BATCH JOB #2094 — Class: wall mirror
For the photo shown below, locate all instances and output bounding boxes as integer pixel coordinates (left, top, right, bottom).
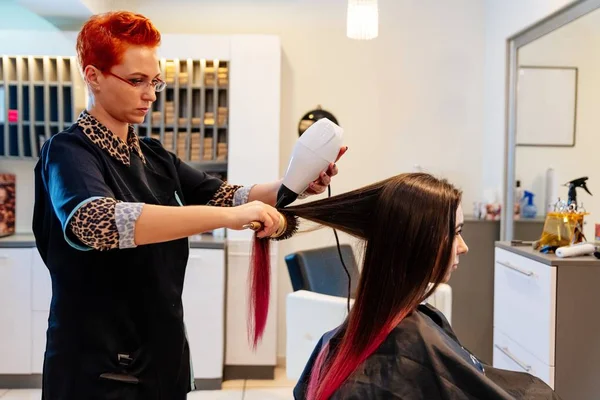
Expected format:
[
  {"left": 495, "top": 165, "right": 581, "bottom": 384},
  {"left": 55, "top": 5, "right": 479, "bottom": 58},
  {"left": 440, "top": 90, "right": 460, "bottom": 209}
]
[{"left": 503, "top": 0, "right": 600, "bottom": 242}]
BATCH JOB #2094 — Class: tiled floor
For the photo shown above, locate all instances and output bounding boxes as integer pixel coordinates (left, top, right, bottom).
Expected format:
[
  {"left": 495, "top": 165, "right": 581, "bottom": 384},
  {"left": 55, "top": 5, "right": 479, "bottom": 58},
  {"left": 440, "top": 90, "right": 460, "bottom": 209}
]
[
  {"left": 0, "top": 368, "right": 296, "bottom": 400},
  {"left": 0, "top": 388, "right": 295, "bottom": 400}
]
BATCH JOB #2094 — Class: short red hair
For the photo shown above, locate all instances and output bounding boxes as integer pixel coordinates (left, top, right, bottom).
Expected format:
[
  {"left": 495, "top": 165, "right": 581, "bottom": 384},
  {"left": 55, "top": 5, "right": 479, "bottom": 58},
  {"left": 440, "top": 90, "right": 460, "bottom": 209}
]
[{"left": 76, "top": 11, "right": 161, "bottom": 74}]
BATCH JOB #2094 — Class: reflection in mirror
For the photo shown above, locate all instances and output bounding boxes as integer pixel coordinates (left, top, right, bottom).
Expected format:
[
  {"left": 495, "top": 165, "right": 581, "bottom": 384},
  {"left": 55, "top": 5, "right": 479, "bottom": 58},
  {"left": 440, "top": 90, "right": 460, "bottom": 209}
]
[{"left": 515, "top": 9, "right": 599, "bottom": 242}]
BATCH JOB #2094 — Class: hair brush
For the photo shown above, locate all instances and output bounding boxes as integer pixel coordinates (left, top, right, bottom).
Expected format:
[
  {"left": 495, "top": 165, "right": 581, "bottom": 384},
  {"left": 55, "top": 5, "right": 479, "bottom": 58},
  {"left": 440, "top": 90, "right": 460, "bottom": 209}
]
[{"left": 243, "top": 211, "right": 298, "bottom": 241}]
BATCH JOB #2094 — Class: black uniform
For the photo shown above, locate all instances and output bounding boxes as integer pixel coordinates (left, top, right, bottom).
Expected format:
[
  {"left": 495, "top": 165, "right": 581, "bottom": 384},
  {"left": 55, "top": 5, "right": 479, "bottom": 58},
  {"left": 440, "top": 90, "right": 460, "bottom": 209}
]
[
  {"left": 33, "top": 123, "right": 226, "bottom": 400},
  {"left": 294, "top": 304, "right": 560, "bottom": 400}
]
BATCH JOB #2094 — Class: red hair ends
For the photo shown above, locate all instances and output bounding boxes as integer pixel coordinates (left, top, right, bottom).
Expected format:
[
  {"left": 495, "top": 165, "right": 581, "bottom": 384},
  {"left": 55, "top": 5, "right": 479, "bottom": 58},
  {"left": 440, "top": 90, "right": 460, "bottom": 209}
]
[
  {"left": 76, "top": 11, "right": 161, "bottom": 74},
  {"left": 307, "top": 310, "right": 411, "bottom": 400},
  {"left": 248, "top": 234, "right": 271, "bottom": 348}
]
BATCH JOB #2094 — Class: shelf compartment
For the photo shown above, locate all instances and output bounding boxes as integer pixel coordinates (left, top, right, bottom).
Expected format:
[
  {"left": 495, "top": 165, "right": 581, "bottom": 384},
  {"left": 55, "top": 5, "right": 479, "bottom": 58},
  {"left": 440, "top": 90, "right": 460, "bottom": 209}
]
[
  {"left": 6, "top": 57, "right": 17, "bottom": 82},
  {"left": 34, "top": 86, "right": 44, "bottom": 121},
  {"left": 21, "top": 86, "right": 30, "bottom": 121},
  {"left": 48, "top": 58, "right": 58, "bottom": 82},
  {"left": 193, "top": 60, "right": 202, "bottom": 86},
  {"left": 49, "top": 86, "right": 58, "bottom": 122},
  {"left": 32, "top": 58, "right": 44, "bottom": 82},
  {"left": 62, "top": 86, "right": 72, "bottom": 123},
  {"left": 21, "top": 57, "right": 30, "bottom": 82},
  {"left": 8, "top": 124, "right": 18, "bottom": 156},
  {"left": 8, "top": 85, "right": 17, "bottom": 111},
  {"left": 22, "top": 125, "right": 33, "bottom": 158},
  {"left": 60, "top": 57, "right": 72, "bottom": 82}
]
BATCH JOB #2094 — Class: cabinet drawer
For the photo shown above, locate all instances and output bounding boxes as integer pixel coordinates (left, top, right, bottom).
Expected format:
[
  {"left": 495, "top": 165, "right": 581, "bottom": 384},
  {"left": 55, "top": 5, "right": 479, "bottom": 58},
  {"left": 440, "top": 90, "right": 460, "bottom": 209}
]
[
  {"left": 494, "top": 248, "right": 556, "bottom": 366},
  {"left": 493, "top": 328, "right": 554, "bottom": 389}
]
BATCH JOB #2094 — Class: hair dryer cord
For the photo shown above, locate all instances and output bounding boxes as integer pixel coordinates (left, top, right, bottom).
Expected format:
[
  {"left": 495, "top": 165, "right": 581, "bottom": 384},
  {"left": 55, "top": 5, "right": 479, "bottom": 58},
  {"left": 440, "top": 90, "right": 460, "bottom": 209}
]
[{"left": 328, "top": 185, "right": 352, "bottom": 314}]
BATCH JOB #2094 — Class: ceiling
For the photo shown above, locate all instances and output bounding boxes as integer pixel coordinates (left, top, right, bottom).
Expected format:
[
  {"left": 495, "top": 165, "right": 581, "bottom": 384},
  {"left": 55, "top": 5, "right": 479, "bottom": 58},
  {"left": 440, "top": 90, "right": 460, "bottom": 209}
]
[{"left": 16, "top": 0, "right": 141, "bottom": 29}]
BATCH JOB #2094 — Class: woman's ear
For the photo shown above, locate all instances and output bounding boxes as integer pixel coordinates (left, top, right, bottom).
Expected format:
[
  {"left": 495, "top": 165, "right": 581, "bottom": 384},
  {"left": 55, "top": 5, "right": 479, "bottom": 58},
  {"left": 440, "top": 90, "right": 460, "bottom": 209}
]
[{"left": 84, "top": 65, "right": 101, "bottom": 93}]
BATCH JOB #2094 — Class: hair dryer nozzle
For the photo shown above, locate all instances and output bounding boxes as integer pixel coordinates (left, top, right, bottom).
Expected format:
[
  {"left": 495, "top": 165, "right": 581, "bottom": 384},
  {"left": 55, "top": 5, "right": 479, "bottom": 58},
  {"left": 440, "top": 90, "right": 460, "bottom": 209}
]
[{"left": 276, "top": 185, "right": 298, "bottom": 208}]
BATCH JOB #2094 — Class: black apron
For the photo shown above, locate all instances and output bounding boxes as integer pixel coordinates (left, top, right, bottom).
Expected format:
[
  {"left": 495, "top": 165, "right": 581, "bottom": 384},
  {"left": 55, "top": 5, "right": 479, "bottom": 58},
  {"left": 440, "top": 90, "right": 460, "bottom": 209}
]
[
  {"left": 294, "top": 304, "right": 561, "bottom": 400},
  {"left": 33, "top": 126, "right": 222, "bottom": 399}
]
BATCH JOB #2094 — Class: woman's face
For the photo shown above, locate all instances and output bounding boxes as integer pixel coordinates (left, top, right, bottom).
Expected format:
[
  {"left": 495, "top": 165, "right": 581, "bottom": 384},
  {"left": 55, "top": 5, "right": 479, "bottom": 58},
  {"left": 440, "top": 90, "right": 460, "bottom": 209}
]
[
  {"left": 88, "top": 45, "right": 161, "bottom": 125},
  {"left": 442, "top": 204, "right": 468, "bottom": 283}
]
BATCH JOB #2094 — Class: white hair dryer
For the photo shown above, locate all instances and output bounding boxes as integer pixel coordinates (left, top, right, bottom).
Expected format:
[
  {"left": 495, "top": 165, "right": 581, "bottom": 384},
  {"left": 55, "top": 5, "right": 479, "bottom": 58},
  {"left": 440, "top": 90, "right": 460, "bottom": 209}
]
[{"left": 276, "top": 118, "right": 344, "bottom": 208}]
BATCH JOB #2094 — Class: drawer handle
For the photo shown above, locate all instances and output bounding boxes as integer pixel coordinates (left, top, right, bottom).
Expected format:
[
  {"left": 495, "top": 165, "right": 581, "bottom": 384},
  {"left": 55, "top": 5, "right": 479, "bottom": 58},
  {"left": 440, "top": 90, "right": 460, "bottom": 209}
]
[
  {"left": 498, "top": 261, "right": 534, "bottom": 277},
  {"left": 495, "top": 344, "right": 532, "bottom": 372}
]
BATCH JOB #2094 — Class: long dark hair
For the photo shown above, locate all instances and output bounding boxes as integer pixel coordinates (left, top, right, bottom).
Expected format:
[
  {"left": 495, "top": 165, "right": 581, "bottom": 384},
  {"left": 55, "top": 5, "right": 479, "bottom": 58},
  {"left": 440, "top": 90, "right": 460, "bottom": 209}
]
[{"left": 248, "top": 173, "right": 462, "bottom": 399}]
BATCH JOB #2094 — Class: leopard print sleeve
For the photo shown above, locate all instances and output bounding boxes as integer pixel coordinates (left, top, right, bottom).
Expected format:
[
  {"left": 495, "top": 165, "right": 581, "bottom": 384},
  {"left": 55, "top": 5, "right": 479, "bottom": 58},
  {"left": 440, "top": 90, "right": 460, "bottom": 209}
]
[
  {"left": 68, "top": 198, "right": 143, "bottom": 251},
  {"left": 233, "top": 185, "right": 255, "bottom": 206},
  {"left": 115, "top": 202, "right": 144, "bottom": 248},
  {"left": 207, "top": 182, "right": 245, "bottom": 207}
]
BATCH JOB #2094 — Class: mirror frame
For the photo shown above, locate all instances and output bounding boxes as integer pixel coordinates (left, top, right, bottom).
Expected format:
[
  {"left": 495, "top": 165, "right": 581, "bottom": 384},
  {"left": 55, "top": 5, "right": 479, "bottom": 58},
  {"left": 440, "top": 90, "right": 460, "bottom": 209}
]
[{"left": 502, "top": 0, "right": 600, "bottom": 241}]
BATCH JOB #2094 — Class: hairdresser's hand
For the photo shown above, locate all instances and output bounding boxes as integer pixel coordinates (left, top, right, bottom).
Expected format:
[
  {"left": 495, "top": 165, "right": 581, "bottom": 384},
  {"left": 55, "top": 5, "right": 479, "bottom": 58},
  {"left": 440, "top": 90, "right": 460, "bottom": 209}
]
[
  {"left": 226, "top": 201, "right": 281, "bottom": 238},
  {"left": 303, "top": 146, "right": 348, "bottom": 196}
]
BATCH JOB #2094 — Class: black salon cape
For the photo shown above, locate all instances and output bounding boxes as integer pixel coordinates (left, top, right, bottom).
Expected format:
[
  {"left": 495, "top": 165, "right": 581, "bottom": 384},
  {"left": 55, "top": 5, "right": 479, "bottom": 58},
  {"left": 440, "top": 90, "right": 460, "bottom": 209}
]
[
  {"left": 33, "top": 125, "right": 225, "bottom": 400},
  {"left": 294, "top": 304, "right": 560, "bottom": 400}
]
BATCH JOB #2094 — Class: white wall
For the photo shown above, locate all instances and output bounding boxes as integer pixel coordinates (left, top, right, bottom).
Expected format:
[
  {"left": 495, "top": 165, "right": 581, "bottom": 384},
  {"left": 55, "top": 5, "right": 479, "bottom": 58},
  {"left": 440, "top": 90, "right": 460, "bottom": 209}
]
[
  {"left": 516, "top": 12, "right": 600, "bottom": 240},
  {"left": 482, "top": 0, "right": 576, "bottom": 200},
  {"left": 0, "top": 0, "right": 61, "bottom": 31}
]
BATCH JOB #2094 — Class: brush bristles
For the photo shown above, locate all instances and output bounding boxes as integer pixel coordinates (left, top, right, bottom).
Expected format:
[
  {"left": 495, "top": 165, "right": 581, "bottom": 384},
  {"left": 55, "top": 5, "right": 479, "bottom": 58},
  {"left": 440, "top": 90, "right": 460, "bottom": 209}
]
[{"left": 271, "top": 211, "right": 299, "bottom": 241}]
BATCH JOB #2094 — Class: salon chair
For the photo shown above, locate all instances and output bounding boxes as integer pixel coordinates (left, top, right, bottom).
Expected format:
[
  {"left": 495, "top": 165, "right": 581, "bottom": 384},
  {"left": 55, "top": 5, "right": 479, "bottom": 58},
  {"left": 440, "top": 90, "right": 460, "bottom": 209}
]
[
  {"left": 285, "top": 244, "right": 360, "bottom": 298},
  {"left": 284, "top": 245, "right": 453, "bottom": 380}
]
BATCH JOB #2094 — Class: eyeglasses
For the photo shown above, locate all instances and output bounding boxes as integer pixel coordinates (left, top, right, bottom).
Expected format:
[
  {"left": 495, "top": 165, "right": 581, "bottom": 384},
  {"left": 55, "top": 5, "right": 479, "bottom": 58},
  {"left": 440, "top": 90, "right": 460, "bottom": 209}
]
[{"left": 105, "top": 70, "right": 167, "bottom": 92}]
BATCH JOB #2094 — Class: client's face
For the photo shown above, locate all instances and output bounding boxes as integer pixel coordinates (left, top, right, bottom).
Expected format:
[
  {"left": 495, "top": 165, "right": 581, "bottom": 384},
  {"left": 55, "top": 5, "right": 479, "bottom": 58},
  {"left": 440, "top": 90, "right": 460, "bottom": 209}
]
[{"left": 442, "top": 205, "right": 468, "bottom": 283}]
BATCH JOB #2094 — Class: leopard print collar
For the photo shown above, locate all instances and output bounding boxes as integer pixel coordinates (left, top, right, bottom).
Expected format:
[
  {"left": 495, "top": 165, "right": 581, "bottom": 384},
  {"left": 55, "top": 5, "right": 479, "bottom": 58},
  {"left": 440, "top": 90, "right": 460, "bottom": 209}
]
[{"left": 76, "top": 110, "right": 145, "bottom": 166}]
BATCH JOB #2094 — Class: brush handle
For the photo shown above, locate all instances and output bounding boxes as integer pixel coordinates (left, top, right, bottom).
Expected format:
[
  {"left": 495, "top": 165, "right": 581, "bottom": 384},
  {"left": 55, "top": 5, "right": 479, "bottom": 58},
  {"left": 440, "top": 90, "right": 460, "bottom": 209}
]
[
  {"left": 243, "top": 213, "right": 287, "bottom": 238},
  {"left": 242, "top": 221, "right": 262, "bottom": 231}
]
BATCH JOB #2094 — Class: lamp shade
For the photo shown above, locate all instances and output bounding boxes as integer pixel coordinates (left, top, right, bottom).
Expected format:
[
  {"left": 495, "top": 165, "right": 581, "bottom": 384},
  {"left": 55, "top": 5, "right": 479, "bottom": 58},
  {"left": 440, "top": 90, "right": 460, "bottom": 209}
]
[{"left": 346, "top": 0, "right": 379, "bottom": 40}]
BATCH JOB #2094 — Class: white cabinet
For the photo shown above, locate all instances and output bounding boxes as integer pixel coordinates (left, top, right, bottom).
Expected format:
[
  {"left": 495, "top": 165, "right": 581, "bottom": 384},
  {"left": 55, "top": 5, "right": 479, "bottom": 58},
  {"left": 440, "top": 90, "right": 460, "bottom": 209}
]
[
  {"left": 494, "top": 244, "right": 600, "bottom": 400},
  {"left": 494, "top": 247, "right": 556, "bottom": 366},
  {"left": 0, "top": 245, "right": 227, "bottom": 385},
  {"left": 0, "top": 248, "right": 33, "bottom": 374},
  {"left": 494, "top": 247, "right": 556, "bottom": 386},
  {"left": 182, "top": 248, "right": 225, "bottom": 381}
]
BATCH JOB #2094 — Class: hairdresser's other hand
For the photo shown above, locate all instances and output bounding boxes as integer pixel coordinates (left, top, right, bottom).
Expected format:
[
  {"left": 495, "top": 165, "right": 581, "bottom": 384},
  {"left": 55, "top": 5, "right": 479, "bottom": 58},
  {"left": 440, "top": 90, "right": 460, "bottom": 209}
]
[
  {"left": 304, "top": 146, "right": 348, "bottom": 196},
  {"left": 226, "top": 201, "right": 281, "bottom": 238}
]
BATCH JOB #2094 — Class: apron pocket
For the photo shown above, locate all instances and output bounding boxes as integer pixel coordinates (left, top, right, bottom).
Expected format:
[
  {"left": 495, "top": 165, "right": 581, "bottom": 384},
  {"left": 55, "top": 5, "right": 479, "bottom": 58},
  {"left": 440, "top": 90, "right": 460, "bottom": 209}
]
[
  {"left": 99, "top": 372, "right": 140, "bottom": 384},
  {"left": 97, "top": 374, "right": 141, "bottom": 400}
]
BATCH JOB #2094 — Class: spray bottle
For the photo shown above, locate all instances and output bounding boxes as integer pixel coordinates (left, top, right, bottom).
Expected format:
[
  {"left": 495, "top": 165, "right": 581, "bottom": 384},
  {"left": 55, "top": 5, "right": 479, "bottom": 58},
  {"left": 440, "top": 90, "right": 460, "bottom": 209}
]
[
  {"left": 521, "top": 191, "right": 537, "bottom": 219},
  {"left": 565, "top": 177, "right": 592, "bottom": 210}
]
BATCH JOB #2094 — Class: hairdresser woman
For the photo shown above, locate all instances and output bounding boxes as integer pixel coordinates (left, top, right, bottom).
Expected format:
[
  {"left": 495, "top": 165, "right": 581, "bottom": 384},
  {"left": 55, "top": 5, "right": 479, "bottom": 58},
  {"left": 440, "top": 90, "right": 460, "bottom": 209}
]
[{"left": 32, "top": 11, "right": 345, "bottom": 400}]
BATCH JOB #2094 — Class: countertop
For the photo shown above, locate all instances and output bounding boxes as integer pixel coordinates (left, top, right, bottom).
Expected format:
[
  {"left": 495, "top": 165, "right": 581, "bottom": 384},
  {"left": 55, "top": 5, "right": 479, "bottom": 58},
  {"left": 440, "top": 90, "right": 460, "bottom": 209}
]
[
  {"left": 189, "top": 234, "right": 226, "bottom": 249},
  {"left": 465, "top": 216, "right": 546, "bottom": 223},
  {"left": 0, "top": 233, "right": 37, "bottom": 248},
  {"left": 496, "top": 241, "right": 599, "bottom": 267},
  {"left": 0, "top": 233, "right": 226, "bottom": 249}
]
